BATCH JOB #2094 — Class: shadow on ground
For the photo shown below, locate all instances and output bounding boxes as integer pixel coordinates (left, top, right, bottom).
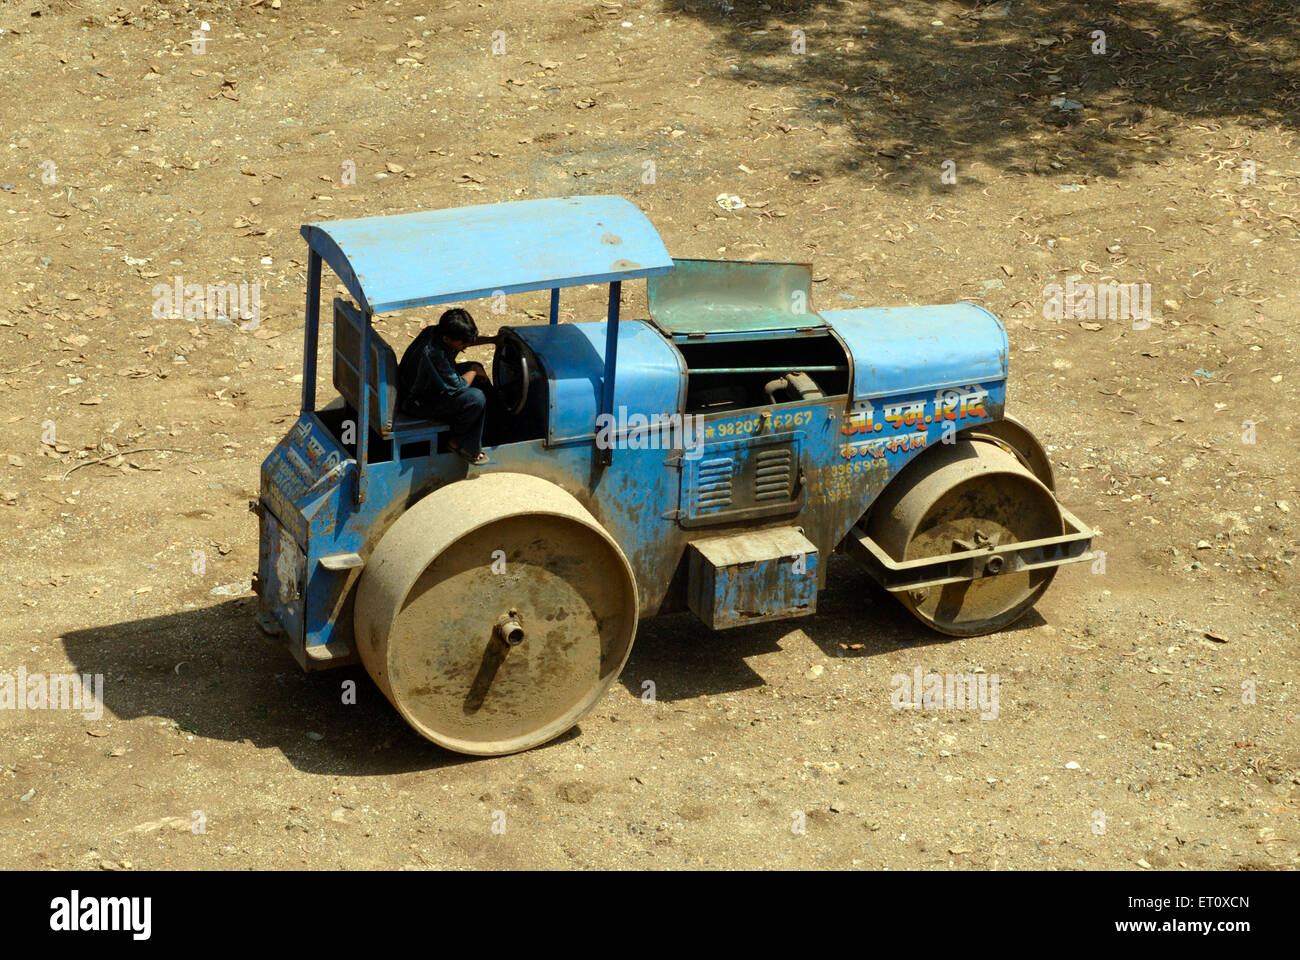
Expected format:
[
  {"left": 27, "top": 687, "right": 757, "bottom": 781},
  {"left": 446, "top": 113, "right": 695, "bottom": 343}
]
[
  {"left": 670, "top": 0, "right": 1300, "bottom": 190},
  {"left": 620, "top": 551, "right": 1044, "bottom": 704},
  {"left": 60, "top": 557, "right": 1043, "bottom": 770},
  {"left": 58, "top": 599, "right": 490, "bottom": 776}
]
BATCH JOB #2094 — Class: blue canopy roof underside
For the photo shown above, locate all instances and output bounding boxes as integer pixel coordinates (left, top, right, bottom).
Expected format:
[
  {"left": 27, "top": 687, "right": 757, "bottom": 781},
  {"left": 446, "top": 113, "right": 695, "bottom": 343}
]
[{"left": 301, "top": 195, "right": 674, "bottom": 315}]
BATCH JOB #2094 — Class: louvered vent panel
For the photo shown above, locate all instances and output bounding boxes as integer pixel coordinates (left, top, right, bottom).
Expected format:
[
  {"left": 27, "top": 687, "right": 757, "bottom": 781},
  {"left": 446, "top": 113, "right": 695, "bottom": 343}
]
[
  {"left": 753, "top": 448, "right": 793, "bottom": 502},
  {"left": 694, "top": 456, "right": 734, "bottom": 512}
]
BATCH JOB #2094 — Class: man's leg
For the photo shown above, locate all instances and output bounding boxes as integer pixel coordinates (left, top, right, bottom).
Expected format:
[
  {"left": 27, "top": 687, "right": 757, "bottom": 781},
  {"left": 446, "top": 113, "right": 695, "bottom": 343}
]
[
  {"left": 455, "top": 362, "right": 503, "bottom": 446},
  {"left": 433, "top": 387, "right": 486, "bottom": 458}
]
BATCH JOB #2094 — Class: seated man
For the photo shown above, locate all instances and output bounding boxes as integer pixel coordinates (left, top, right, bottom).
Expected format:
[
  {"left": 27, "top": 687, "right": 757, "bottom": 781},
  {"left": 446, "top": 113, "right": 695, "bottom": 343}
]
[{"left": 397, "top": 308, "right": 500, "bottom": 464}]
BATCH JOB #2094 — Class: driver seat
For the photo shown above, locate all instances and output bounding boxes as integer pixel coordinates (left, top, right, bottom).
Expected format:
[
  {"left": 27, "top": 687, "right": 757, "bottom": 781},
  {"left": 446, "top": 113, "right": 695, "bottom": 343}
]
[{"left": 332, "top": 298, "right": 447, "bottom": 441}]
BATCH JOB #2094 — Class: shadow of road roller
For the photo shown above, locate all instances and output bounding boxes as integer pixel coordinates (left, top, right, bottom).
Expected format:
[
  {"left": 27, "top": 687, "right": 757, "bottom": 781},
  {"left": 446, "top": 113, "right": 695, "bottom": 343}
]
[{"left": 354, "top": 473, "right": 638, "bottom": 756}]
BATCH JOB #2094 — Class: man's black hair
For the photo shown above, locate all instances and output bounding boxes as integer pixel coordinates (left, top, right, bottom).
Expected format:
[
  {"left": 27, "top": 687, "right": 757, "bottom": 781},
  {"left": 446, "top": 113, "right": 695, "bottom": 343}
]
[{"left": 437, "top": 308, "right": 477, "bottom": 343}]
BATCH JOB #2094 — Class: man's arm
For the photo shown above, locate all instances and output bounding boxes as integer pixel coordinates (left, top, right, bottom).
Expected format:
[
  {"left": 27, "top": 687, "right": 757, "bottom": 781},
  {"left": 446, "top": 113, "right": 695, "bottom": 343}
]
[
  {"left": 411, "top": 337, "right": 467, "bottom": 399},
  {"left": 460, "top": 333, "right": 498, "bottom": 384}
]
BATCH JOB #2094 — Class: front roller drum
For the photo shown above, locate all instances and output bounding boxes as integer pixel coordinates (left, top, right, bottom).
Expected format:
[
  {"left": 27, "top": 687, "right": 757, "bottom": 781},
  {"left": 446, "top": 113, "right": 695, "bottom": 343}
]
[
  {"left": 354, "top": 473, "right": 638, "bottom": 756},
  {"left": 866, "top": 439, "right": 1066, "bottom": 636}
]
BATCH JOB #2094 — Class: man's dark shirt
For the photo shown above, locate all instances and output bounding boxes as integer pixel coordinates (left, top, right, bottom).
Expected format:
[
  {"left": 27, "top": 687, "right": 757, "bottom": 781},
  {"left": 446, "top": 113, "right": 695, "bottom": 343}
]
[{"left": 398, "top": 327, "right": 468, "bottom": 417}]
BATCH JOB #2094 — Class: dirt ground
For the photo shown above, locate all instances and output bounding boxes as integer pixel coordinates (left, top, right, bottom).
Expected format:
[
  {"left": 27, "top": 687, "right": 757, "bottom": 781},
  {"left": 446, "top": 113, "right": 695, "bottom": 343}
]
[{"left": 0, "top": 0, "right": 1296, "bottom": 870}]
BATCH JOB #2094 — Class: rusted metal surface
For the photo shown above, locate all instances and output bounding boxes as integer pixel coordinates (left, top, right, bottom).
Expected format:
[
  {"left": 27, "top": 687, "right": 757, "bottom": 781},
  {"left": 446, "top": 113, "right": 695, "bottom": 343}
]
[
  {"left": 255, "top": 506, "right": 304, "bottom": 646},
  {"left": 353, "top": 472, "right": 638, "bottom": 756},
  {"left": 863, "top": 439, "right": 1066, "bottom": 636},
  {"left": 687, "top": 527, "right": 818, "bottom": 630},
  {"left": 958, "top": 412, "right": 1056, "bottom": 491},
  {"left": 847, "top": 504, "right": 1092, "bottom": 591}
]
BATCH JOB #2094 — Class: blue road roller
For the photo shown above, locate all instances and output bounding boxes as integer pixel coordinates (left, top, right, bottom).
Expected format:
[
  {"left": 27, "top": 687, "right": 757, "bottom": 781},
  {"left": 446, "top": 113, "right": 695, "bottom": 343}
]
[{"left": 254, "top": 195, "right": 1093, "bottom": 755}]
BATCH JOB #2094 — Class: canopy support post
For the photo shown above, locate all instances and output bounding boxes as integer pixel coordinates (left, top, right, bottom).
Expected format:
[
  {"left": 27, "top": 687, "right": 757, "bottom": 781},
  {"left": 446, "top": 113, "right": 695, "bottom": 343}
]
[
  {"left": 598, "top": 281, "right": 621, "bottom": 467},
  {"left": 300, "top": 249, "right": 321, "bottom": 414},
  {"left": 355, "top": 310, "right": 371, "bottom": 505},
  {"left": 549, "top": 287, "right": 560, "bottom": 324}
]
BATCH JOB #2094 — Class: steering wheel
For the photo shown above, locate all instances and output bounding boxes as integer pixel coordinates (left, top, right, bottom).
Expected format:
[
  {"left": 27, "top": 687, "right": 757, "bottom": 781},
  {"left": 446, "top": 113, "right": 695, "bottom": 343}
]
[{"left": 493, "top": 333, "right": 531, "bottom": 416}]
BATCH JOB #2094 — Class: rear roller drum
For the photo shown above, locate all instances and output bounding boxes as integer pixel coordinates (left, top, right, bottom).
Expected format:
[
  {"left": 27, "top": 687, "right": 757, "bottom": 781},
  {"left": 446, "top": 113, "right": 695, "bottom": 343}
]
[
  {"left": 354, "top": 473, "right": 638, "bottom": 755},
  {"left": 867, "top": 439, "right": 1064, "bottom": 636}
]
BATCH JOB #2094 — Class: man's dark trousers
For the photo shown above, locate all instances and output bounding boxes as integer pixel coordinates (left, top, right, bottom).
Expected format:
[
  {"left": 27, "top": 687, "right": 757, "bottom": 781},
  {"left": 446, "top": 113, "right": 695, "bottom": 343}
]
[{"left": 431, "top": 380, "right": 486, "bottom": 458}]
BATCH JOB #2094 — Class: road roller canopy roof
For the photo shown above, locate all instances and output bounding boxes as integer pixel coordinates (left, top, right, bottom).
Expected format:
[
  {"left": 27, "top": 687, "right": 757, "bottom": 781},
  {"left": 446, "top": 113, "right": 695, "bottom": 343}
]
[{"left": 301, "top": 195, "right": 674, "bottom": 315}]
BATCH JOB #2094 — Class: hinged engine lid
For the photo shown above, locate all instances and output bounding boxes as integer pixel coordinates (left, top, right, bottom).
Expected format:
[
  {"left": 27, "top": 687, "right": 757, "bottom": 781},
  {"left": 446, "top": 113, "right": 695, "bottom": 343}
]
[{"left": 648, "top": 258, "right": 825, "bottom": 340}]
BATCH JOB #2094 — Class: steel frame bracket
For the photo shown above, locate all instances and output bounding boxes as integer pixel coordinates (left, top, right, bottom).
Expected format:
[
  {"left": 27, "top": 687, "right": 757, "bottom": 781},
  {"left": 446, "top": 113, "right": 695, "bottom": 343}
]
[{"left": 846, "top": 505, "right": 1095, "bottom": 593}]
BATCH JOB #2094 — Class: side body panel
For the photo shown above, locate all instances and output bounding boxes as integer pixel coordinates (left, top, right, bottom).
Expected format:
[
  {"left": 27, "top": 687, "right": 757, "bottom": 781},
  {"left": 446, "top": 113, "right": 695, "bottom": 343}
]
[{"left": 257, "top": 305, "right": 1011, "bottom": 668}]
